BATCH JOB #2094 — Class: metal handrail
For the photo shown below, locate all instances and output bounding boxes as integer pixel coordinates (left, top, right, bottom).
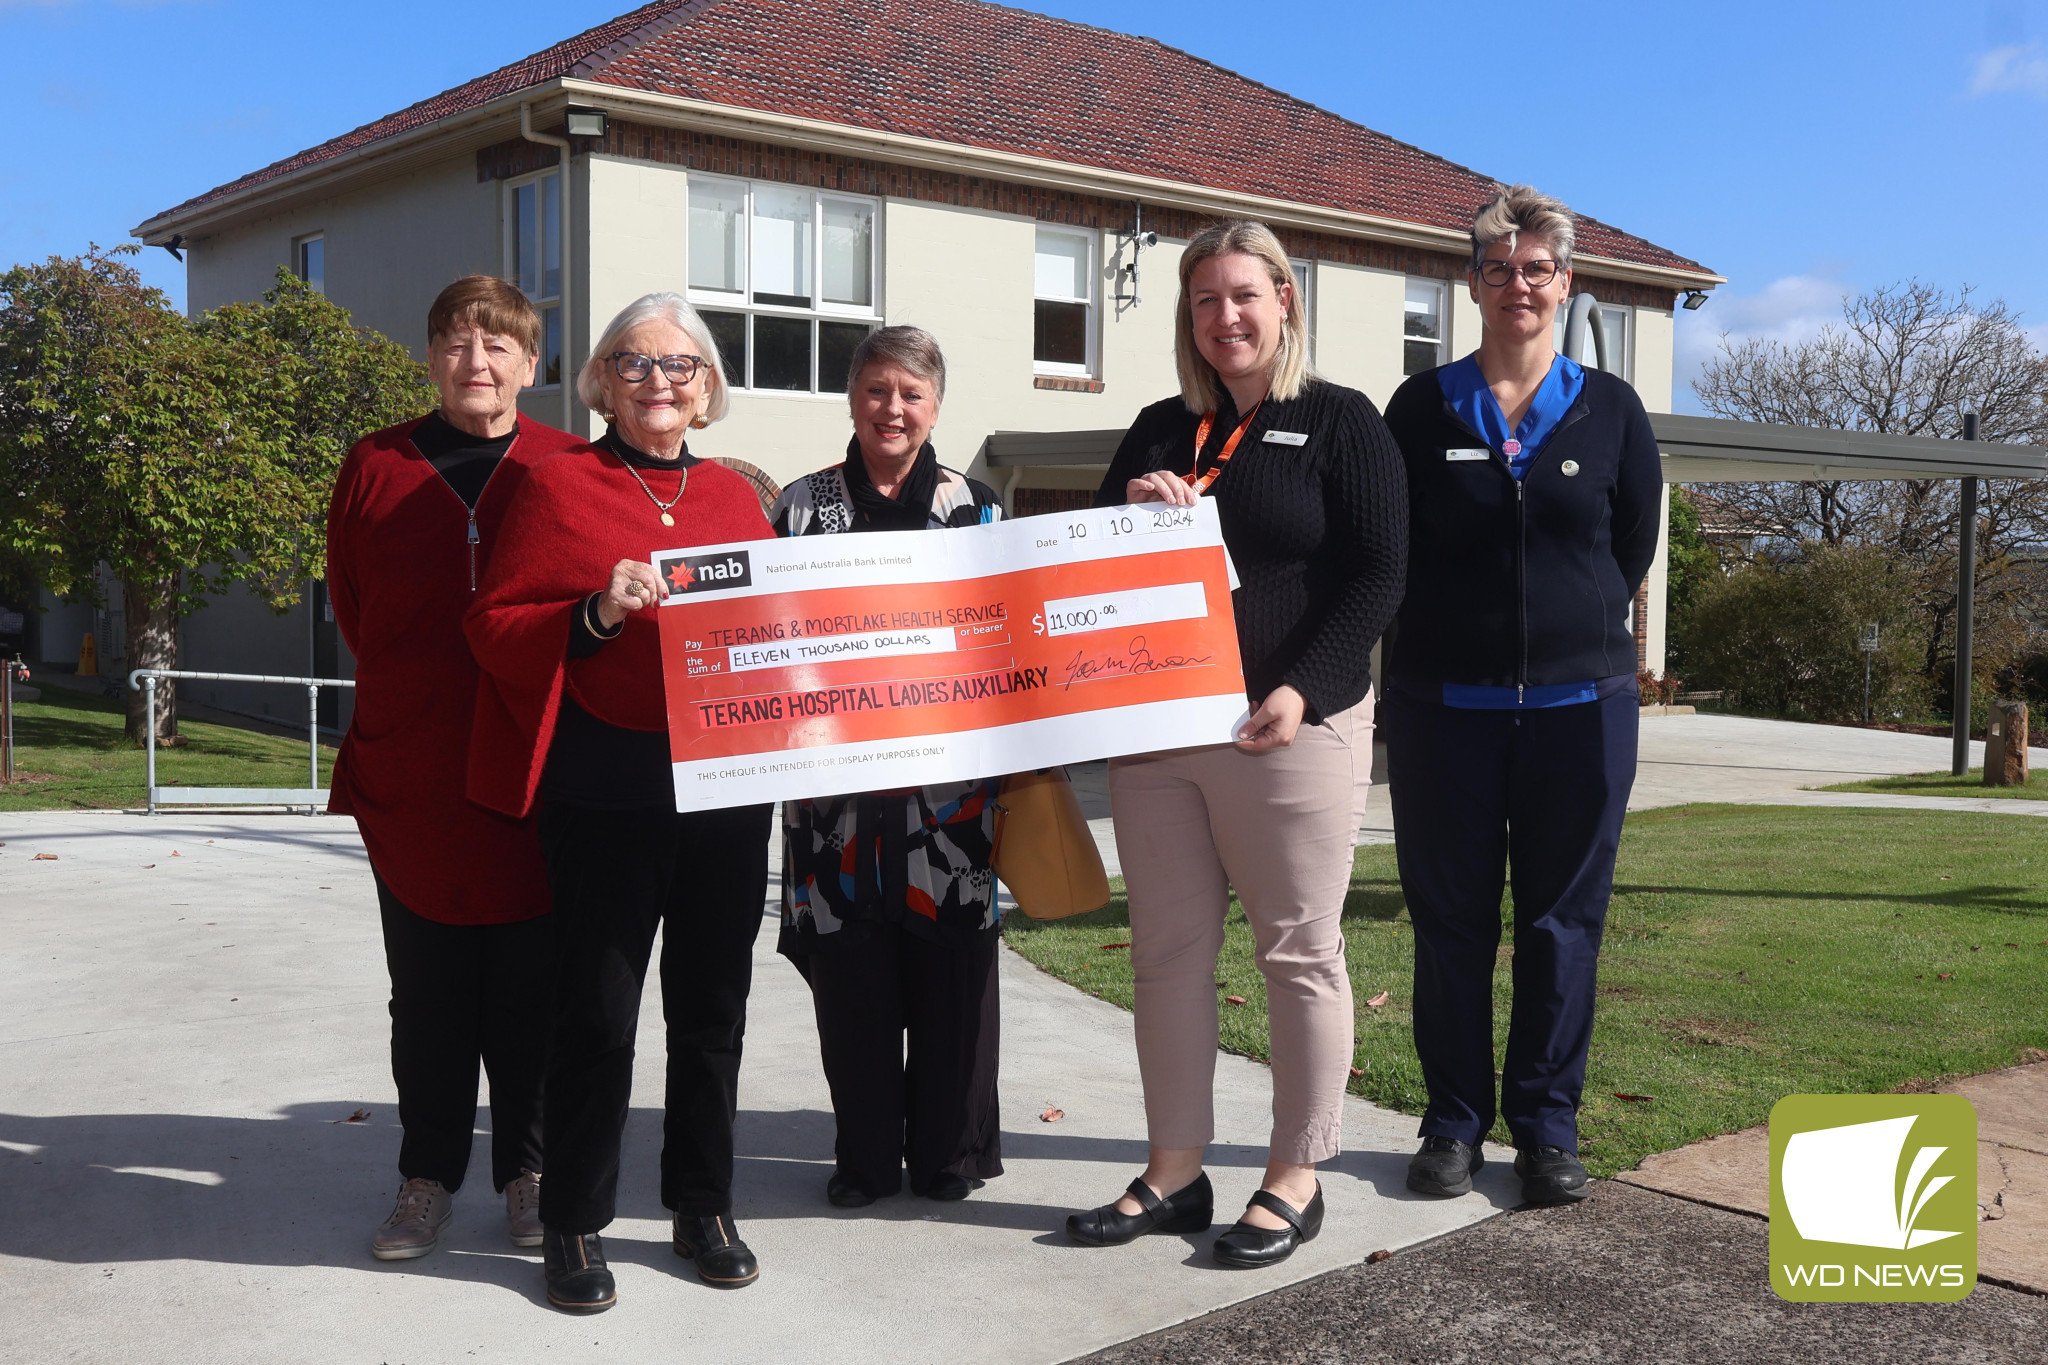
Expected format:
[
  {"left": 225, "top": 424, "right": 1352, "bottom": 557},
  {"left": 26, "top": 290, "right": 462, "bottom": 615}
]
[{"left": 127, "top": 668, "right": 356, "bottom": 815}]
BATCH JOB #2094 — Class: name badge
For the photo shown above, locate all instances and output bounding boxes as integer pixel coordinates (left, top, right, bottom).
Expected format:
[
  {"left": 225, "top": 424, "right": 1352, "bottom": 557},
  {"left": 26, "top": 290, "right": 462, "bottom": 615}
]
[
  {"left": 1262, "top": 430, "right": 1308, "bottom": 446},
  {"left": 1446, "top": 448, "right": 1490, "bottom": 461}
]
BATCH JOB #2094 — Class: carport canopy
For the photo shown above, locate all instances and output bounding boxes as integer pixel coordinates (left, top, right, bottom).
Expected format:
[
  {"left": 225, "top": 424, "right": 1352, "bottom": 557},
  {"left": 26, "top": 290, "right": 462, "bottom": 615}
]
[{"left": 979, "top": 413, "right": 2048, "bottom": 483}]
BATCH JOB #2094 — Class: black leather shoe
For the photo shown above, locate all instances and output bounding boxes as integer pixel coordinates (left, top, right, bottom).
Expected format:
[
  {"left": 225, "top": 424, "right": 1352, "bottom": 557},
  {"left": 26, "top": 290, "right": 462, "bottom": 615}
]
[
  {"left": 1407, "top": 1135, "right": 1485, "bottom": 1197},
  {"left": 1515, "top": 1145, "right": 1591, "bottom": 1205},
  {"left": 672, "top": 1213, "right": 760, "bottom": 1288},
  {"left": 826, "top": 1170, "right": 878, "bottom": 1208},
  {"left": 1066, "top": 1173, "right": 1213, "bottom": 1246},
  {"left": 918, "top": 1172, "right": 984, "bottom": 1201},
  {"left": 1212, "top": 1183, "right": 1324, "bottom": 1269},
  {"left": 542, "top": 1230, "right": 616, "bottom": 1313}
]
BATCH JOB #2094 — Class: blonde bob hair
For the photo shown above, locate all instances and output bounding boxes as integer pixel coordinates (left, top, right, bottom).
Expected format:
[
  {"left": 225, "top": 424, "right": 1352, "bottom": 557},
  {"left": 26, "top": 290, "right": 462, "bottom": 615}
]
[
  {"left": 1174, "top": 220, "right": 1314, "bottom": 413},
  {"left": 576, "top": 292, "right": 730, "bottom": 425}
]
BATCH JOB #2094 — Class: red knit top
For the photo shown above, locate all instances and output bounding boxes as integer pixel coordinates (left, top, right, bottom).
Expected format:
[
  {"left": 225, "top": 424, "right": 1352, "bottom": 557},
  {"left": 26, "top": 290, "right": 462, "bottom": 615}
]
[
  {"left": 325, "top": 415, "right": 585, "bottom": 925},
  {"left": 463, "top": 443, "right": 774, "bottom": 818}
]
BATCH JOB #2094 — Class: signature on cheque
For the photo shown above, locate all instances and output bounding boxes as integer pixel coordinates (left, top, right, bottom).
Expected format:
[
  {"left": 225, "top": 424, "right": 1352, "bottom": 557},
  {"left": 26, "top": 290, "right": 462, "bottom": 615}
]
[{"left": 1061, "top": 636, "right": 1216, "bottom": 690}]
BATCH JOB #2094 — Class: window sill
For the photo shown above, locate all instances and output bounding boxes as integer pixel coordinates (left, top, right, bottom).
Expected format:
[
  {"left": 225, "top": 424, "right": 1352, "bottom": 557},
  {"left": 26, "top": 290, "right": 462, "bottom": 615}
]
[{"left": 1033, "top": 375, "right": 1105, "bottom": 394}]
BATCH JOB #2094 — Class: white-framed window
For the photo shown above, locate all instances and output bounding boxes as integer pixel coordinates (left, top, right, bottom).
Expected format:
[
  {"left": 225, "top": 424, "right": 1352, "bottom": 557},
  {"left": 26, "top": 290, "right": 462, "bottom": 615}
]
[
  {"left": 1290, "top": 259, "right": 1315, "bottom": 355},
  {"left": 1556, "top": 301, "right": 1632, "bottom": 379},
  {"left": 1033, "top": 226, "right": 1097, "bottom": 376},
  {"left": 294, "top": 233, "right": 325, "bottom": 295},
  {"left": 685, "top": 175, "right": 879, "bottom": 395},
  {"left": 1403, "top": 277, "right": 1448, "bottom": 374},
  {"left": 503, "top": 170, "right": 564, "bottom": 387}
]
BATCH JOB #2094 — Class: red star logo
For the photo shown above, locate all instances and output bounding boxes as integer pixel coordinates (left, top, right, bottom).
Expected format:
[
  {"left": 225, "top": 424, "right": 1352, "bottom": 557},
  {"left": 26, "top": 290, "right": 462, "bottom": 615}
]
[{"left": 666, "top": 560, "right": 696, "bottom": 593}]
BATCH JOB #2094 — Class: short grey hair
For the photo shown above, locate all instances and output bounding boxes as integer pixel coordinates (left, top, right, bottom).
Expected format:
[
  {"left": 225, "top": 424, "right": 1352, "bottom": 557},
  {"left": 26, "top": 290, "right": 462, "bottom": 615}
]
[
  {"left": 576, "top": 292, "right": 730, "bottom": 424},
  {"left": 846, "top": 325, "right": 946, "bottom": 400},
  {"left": 1470, "top": 185, "right": 1577, "bottom": 272}
]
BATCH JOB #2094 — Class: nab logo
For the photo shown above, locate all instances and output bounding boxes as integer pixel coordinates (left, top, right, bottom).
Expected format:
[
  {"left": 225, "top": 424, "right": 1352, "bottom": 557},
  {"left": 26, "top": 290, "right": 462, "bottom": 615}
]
[
  {"left": 661, "top": 550, "right": 753, "bottom": 596},
  {"left": 1769, "top": 1094, "right": 1977, "bottom": 1302}
]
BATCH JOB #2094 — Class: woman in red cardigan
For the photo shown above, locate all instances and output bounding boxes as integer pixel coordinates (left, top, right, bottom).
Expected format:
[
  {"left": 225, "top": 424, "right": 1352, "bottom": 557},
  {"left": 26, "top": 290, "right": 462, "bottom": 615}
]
[
  {"left": 465, "top": 293, "right": 774, "bottom": 1314},
  {"left": 327, "top": 276, "right": 584, "bottom": 1263}
]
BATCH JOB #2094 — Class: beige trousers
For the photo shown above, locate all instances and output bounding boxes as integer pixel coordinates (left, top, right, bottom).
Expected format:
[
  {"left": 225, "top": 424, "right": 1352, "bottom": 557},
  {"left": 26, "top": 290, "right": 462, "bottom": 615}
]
[{"left": 1108, "top": 697, "right": 1372, "bottom": 1165}]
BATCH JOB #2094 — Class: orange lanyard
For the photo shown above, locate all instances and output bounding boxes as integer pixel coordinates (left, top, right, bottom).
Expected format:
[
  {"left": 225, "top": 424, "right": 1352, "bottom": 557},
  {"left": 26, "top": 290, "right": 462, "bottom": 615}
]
[{"left": 1188, "top": 400, "right": 1263, "bottom": 495}]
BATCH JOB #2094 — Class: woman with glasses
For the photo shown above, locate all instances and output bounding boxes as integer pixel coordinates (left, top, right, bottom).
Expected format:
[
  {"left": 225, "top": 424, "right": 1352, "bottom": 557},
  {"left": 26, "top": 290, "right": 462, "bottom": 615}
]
[
  {"left": 770, "top": 326, "right": 1007, "bottom": 1211},
  {"left": 1381, "top": 187, "right": 1661, "bottom": 1208},
  {"left": 465, "top": 293, "right": 775, "bottom": 1313}
]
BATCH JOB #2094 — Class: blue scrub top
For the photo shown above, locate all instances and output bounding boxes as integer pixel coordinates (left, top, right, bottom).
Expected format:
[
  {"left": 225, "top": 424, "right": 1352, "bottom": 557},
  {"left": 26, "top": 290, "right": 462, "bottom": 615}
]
[
  {"left": 1437, "top": 352, "right": 1585, "bottom": 480},
  {"left": 1435, "top": 352, "right": 1597, "bottom": 708}
]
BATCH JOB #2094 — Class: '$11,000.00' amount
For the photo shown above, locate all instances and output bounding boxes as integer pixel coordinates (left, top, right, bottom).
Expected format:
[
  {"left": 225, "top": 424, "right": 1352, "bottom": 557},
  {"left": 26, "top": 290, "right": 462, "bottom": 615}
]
[{"left": 1031, "top": 582, "right": 1210, "bottom": 637}]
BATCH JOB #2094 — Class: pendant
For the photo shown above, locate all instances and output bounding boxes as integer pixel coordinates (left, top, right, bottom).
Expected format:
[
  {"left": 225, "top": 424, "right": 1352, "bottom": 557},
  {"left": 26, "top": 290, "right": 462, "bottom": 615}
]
[
  {"left": 1502, "top": 438, "right": 1523, "bottom": 457},
  {"left": 661, "top": 512, "right": 675, "bottom": 527}
]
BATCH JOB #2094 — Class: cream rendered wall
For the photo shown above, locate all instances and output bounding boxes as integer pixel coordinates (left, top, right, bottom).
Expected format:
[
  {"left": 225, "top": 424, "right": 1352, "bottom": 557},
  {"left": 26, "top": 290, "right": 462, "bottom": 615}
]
[
  {"left": 1632, "top": 306, "right": 1676, "bottom": 675},
  {"left": 186, "top": 154, "right": 497, "bottom": 354},
  {"left": 1449, "top": 278, "right": 1482, "bottom": 364},
  {"left": 1311, "top": 261, "right": 1406, "bottom": 408}
]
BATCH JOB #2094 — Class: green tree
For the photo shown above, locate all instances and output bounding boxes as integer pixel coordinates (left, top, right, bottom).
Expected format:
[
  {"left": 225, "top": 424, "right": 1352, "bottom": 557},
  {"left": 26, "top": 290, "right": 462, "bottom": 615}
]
[
  {"left": 0, "top": 247, "right": 429, "bottom": 741},
  {"left": 1683, "top": 544, "right": 1926, "bottom": 723}
]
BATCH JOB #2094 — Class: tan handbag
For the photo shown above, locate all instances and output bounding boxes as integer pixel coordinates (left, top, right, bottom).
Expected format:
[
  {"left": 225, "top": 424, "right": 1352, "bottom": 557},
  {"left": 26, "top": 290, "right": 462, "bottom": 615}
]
[{"left": 990, "top": 768, "right": 1112, "bottom": 920}]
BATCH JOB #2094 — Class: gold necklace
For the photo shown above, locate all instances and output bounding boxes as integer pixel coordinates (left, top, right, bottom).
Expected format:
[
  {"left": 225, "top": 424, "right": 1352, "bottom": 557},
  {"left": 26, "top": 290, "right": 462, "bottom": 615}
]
[{"left": 621, "top": 459, "right": 688, "bottom": 526}]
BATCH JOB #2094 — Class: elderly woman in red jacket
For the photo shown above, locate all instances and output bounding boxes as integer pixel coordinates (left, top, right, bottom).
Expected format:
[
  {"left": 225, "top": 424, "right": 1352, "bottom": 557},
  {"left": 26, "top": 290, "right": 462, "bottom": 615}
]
[
  {"left": 327, "top": 275, "right": 582, "bottom": 1263},
  {"left": 466, "top": 293, "right": 774, "bottom": 1315}
]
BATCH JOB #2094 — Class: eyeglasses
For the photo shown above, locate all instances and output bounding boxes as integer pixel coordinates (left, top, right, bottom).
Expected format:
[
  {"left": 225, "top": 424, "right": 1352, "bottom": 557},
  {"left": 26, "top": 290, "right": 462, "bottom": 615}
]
[
  {"left": 1476, "top": 259, "right": 1563, "bottom": 288},
  {"left": 610, "top": 352, "right": 709, "bottom": 384}
]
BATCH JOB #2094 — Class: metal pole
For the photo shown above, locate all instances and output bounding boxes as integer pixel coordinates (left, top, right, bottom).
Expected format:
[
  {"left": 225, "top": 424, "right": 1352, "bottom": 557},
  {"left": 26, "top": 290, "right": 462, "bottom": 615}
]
[
  {"left": 145, "top": 674, "right": 158, "bottom": 815},
  {"left": 308, "top": 683, "right": 320, "bottom": 817},
  {"left": 1952, "top": 411, "right": 1980, "bottom": 777},
  {"left": 2, "top": 659, "right": 14, "bottom": 783},
  {"left": 1864, "top": 651, "right": 1872, "bottom": 726}
]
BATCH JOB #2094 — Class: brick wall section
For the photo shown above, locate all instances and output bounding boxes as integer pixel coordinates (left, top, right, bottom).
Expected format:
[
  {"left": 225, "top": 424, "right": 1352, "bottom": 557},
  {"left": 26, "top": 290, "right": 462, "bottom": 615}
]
[
  {"left": 1634, "top": 580, "right": 1650, "bottom": 672},
  {"left": 476, "top": 122, "right": 1679, "bottom": 309}
]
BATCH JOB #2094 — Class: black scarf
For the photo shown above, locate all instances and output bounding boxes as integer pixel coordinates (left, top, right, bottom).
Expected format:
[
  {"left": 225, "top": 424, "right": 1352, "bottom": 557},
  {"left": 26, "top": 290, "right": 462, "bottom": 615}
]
[{"left": 841, "top": 438, "right": 940, "bottom": 533}]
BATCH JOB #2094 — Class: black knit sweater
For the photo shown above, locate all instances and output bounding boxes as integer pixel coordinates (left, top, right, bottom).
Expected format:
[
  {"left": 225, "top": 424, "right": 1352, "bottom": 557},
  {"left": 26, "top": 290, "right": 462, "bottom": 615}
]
[{"left": 1094, "top": 379, "right": 1408, "bottom": 723}]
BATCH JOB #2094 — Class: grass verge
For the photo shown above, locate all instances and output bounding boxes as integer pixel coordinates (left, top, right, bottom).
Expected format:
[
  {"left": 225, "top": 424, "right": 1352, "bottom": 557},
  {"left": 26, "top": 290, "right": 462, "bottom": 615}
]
[
  {"left": 0, "top": 686, "right": 337, "bottom": 811},
  {"left": 1819, "top": 768, "right": 2048, "bottom": 801},
  {"left": 1003, "top": 805, "right": 2048, "bottom": 1176}
]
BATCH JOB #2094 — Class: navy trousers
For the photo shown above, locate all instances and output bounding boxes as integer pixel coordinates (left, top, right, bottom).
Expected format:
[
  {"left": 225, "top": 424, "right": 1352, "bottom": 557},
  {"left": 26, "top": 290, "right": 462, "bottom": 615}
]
[{"left": 1383, "top": 686, "right": 1637, "bottom": 1152}]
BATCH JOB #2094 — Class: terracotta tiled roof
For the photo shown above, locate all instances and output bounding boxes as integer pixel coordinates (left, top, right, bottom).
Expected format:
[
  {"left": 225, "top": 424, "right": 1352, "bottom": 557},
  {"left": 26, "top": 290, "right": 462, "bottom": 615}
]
[{"left": 144, "top": 0, "right": 1711, "bottom": 276}]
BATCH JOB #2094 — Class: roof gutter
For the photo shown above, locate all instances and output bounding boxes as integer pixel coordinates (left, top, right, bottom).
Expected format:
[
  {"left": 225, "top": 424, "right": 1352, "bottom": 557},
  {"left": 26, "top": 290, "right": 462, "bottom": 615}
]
[{"left": 136, "top": 76, "right": 1725, "bottom": 292}]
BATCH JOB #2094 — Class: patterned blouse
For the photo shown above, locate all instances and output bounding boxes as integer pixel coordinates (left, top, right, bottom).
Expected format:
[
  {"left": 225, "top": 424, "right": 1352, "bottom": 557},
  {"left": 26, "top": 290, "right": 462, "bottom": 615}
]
[{"left": 772, "top": 449, "right": 1006, "bottom": 953}]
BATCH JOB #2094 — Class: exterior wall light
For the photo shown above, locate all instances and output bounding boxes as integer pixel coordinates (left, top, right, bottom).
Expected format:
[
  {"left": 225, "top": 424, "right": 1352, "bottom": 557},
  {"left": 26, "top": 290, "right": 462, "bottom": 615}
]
[
  {"left": 1682, "top": 290, "right": 1709, "bottom": 310},
  {"left": 565, "top": 109, "right": 608, "bottom": 139}
]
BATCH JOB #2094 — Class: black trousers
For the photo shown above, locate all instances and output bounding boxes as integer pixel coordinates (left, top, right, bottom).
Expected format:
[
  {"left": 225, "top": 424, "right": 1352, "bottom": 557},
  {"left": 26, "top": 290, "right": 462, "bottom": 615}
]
[
  {"left": 537, "top": 799, "right": 772, "bottom": 1233},
  {"left": 801, "top": 922, "right": 1003, "bottom": 1197},
  {"left": 374, "top": 879, "right": 553, "bottom": 1194},
  {"left": 1384, "top": 687, "right": 1638, "bottom": 1153}
]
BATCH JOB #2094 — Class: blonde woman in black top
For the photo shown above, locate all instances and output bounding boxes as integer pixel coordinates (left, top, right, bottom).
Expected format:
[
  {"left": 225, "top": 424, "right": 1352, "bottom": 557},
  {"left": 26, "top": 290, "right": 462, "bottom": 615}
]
[{"left": 1065, "top": 220, "right": 1407, "bottom": 1268}]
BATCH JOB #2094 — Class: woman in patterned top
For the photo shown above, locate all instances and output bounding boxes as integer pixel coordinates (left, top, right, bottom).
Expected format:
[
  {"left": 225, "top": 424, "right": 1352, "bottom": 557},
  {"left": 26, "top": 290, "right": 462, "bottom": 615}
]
[{"left": 771, "top": 326, "right": 1006, "bottom": 1208}]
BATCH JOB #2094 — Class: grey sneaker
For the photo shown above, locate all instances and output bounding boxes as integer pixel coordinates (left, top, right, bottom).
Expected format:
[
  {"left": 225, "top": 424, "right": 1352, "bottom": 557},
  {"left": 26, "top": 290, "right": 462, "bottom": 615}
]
[
  {"left": 371, "top": 1177, "right": 452, "bottom": 1260},
  {"left": 506, "top": 1170, "right": 544, "bottom": 1248}
]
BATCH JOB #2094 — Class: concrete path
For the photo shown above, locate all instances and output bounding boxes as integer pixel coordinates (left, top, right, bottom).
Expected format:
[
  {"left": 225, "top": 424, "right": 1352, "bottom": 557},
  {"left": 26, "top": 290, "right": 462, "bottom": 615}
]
[
  {"left": 1082, "top": 1181, "right": 2047, "bottom": 1365},
  {"left": 0, "top": 812, "right": 1517, "bottom": 1365},
  {"left": 1616, "top": 1062, "right": 2048, "bottom": 1295}
]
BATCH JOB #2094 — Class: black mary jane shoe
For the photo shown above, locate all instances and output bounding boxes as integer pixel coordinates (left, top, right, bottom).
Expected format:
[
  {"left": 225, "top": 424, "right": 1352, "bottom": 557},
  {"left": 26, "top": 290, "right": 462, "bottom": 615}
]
[
  {"left": 826, "top": 1171, "right": 878, "bottom": 1208},
  {"left": 917, "top": 1172, "right": 985, "bottom": 1202},
  {"left": 672, "top": 1212, "right": 760, "bottom": 1288},
  {"left": 1212, "top": 1183, "right": 1324, "bottom": 1270},
  {"left": 542, "top": 1229, "right": 617, "bottom": 1313},
  {"left": 1066, "top": 1173, "right": 1213, "bottom": 1247}
]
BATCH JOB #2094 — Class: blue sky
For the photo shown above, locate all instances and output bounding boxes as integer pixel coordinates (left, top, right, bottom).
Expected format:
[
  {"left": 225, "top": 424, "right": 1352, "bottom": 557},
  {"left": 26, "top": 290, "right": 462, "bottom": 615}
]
[{"left": 7, "top": 0, "right": 2047, "bottom": 410}]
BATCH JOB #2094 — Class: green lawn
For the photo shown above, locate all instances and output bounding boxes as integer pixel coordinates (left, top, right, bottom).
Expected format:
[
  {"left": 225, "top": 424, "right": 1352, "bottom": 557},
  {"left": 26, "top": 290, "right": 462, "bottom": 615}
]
[
  {"left": 1004, "top": 806, "right": 2048, "bottom": 1176},
  {"left": 1820, "top": 768, "right": 2048, "bottom": 801},
  {"left": 0, "top": 686, "right": 337, "bottom": 811}
]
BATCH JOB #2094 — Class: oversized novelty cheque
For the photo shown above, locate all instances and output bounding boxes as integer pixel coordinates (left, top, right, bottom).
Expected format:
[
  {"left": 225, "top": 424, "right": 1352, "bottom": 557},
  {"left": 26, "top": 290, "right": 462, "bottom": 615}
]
[{"left": 653, "top": 501, "right": 1248, "bottom": 811}]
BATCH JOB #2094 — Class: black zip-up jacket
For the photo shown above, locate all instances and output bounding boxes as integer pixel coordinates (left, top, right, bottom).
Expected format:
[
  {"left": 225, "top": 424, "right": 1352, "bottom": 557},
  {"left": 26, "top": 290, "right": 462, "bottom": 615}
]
[{"left": 1381, "top": 365, "right": 1661, "bottom": 691}]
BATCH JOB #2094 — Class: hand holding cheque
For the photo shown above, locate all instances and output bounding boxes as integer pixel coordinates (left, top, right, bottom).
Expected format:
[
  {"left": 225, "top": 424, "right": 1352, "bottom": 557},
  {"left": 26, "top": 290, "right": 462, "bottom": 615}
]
[{"left": 651, "top": 500, "right": 1248, "bottom": 811}]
